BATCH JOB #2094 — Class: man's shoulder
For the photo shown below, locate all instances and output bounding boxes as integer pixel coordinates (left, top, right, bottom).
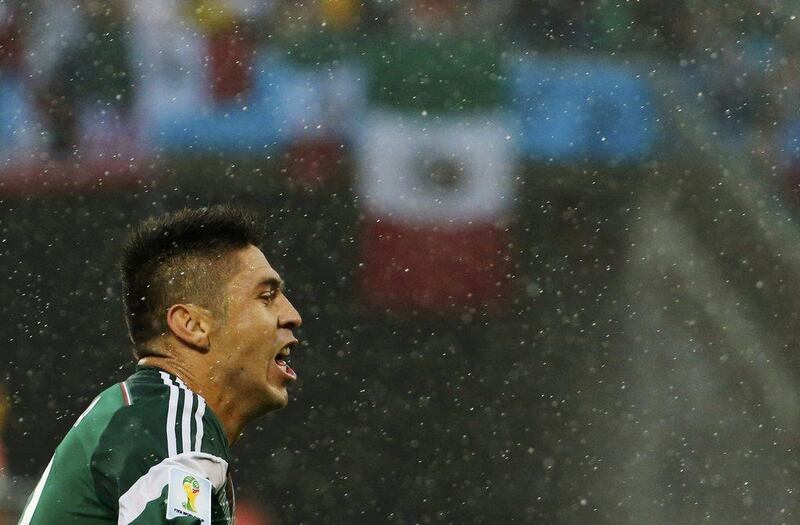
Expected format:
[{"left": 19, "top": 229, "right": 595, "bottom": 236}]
[
  {"left": 90, "top": 368, "right": 231, "bottom": 509},
  {"left": 99, "top": 367, "right": 230, "bottom": 461},
  {"left": 25, "top": 369, "right": 232, "bottom": 521}
]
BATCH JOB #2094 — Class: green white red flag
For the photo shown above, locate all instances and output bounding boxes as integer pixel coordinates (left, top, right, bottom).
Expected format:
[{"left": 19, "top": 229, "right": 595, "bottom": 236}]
[{"left": 356, "top": 110, "right": 515, "bottom": 312}]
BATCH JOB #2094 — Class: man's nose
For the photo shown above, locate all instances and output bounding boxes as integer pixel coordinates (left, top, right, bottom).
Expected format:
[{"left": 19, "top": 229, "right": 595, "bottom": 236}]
[{"left": 278, "top": 295, "right": 302, "bottom": 329}]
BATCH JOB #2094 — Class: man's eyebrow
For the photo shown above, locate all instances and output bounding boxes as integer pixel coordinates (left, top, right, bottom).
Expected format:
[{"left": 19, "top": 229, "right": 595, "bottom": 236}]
[{"left": 256, "top": 277, "right": 285, "bottom": 291}]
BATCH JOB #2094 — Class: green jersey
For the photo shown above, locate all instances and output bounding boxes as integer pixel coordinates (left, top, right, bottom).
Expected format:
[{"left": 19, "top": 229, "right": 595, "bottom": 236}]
[{"left": 18, "top": 366, "right": 235, "bottom": 524}]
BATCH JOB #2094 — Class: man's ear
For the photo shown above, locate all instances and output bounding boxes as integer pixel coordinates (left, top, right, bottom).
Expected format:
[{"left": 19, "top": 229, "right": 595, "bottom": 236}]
[{"left": 165, "top": 304, "right": 213, "bottom": 351}]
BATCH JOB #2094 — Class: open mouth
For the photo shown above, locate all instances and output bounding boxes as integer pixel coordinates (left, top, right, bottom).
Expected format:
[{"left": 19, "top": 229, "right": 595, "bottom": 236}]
[
  {"left": 274, "top": 343, "right": 297, "bottom": 380},
  {"left": 275, "top": 345, "right": 291, "bottom": 366}
]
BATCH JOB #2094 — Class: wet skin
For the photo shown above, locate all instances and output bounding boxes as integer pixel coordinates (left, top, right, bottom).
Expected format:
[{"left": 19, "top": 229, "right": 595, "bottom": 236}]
[{"left": 208, "top": 245, "right": 302, "bottom": 414}]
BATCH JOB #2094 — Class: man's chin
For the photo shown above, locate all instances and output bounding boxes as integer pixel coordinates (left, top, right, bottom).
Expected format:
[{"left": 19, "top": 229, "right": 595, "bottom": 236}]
[{"left": 259, "top": 385, "right": 289, "bottom": 413}]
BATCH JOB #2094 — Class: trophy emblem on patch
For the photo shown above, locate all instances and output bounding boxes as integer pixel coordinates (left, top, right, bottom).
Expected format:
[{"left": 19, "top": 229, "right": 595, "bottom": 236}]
[{"left": 182, "top": 475, "right": 201, "bottom": 512}]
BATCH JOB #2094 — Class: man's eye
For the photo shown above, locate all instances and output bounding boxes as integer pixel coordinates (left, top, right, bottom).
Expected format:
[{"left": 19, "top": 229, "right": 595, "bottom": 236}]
[{"left": 260, "top": 292, "right": 276, "bottom": 302}]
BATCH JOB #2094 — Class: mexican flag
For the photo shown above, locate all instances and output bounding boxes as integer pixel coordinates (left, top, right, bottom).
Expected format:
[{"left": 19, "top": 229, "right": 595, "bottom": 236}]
[
  {"left": 356, "top": 110, "right": 515, "bottom": 313},
  {"left": 355, "top": 35, "right": 514, "bottom": 313}
]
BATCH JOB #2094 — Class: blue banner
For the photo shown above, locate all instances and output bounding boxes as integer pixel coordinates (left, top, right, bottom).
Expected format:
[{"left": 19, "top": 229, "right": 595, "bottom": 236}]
[{"left": 513, "top": 58, "right": 659, "bottom": 163}]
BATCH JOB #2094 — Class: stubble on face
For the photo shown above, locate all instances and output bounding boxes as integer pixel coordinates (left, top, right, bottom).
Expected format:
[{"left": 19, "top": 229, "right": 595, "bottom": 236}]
[{"left": 210, "top": 245, "right": 299, "bottom": 415}]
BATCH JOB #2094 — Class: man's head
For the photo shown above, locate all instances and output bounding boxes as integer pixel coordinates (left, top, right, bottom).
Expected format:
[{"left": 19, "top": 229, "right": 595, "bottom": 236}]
[
  {"left": 121, "top": 205, "right": 262, "bottom": 349},
  {"left": 121, "top": 205, "right": 302, "bottom": 412}
]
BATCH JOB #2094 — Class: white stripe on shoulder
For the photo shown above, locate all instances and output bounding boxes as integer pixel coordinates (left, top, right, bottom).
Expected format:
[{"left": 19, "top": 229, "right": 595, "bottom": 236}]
[
  {"left": 73, "top": 396, "right": 100, "bottom": 428},
  {"left": 117, "top": 451, "right": 228, "bottom": 525},
  {"left": 194, "top": 396, "right": 206, "bottom": 452},
  {"left": 159, "top": 372, "right": 179, "bottom": 457},
  {"left": 172, "top": 376, "right": 207, "bottom": 453},
  {"left": 172, "top": 376, "right": 194, "bottom": 454},
  {"left": 18, "top": 455, "right": 55, "bottom": 525},
  {"left": 179, "top": 386, "right": 193, "bottom": 453}
]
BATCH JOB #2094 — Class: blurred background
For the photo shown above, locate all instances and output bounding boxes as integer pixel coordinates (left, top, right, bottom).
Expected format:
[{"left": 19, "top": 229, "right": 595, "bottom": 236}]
[{"left": 3, "top": 0, "right": 800, "bottom": 523}]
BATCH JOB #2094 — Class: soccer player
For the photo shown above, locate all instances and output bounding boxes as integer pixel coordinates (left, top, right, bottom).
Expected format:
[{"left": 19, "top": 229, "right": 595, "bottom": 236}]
[{"left": 18, "top": 205, "right": 302, "bottom": 524}]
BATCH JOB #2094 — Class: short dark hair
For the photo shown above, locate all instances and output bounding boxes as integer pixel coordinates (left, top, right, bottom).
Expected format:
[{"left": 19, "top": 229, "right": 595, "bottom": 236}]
[{"left": 121, "top": 205, "right": 263, "bottom": 356}]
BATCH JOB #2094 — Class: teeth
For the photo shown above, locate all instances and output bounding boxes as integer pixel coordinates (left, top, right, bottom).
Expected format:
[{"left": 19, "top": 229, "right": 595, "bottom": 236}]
[
  {"left": 276, "top": 347, "right": 291, "bottom": 363},
  {"left": 275, "top": 343, "right": 294, "bottom": 364}
]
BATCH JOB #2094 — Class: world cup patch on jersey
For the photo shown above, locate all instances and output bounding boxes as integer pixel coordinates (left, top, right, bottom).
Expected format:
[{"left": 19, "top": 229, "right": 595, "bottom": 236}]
[{"left": 166, "top": 467, "right": 212, "bottom": 522}]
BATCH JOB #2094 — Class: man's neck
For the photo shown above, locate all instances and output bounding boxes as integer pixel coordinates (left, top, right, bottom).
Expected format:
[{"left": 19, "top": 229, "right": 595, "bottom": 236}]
[{"left": 137, "top": 356, "right": 248, "bottom": 446}]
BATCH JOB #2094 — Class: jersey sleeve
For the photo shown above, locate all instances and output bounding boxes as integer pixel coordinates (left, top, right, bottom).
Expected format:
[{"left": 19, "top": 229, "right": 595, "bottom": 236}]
[
  {"left": 114, "top": 452, "right": 227, "bottom": 524},
  {"left": 89, "top": 393, "right": 229, "bottom": 524}
]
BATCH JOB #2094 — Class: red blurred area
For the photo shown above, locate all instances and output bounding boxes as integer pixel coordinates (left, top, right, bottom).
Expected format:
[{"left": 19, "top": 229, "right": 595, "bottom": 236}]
[{"left": 359, "top": 217, "right": 513, "bottom": 312}]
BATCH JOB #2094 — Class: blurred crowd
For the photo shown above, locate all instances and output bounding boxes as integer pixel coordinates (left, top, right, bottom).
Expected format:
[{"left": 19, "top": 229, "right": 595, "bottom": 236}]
[{"left": 0, "top": 1, "right": 798, "bottom": 159}]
